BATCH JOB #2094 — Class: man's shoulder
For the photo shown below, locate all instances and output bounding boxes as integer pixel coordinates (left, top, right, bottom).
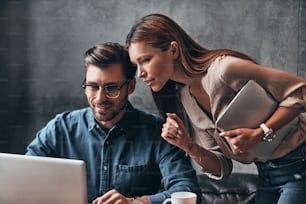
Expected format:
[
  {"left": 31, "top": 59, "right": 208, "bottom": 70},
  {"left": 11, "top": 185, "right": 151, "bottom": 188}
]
[
  {"left": 52, "top": 107, "right": 92, "bottom": 123},
  {"left": 133, "top": 108, "right": 163, "bottom": 124}
]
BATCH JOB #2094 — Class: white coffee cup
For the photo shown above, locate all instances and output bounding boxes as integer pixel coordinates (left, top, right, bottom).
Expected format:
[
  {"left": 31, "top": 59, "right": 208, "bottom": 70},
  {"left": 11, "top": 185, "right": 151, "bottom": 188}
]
[{"left": 162, "top": 191, "right": 197, "bottom": 204}]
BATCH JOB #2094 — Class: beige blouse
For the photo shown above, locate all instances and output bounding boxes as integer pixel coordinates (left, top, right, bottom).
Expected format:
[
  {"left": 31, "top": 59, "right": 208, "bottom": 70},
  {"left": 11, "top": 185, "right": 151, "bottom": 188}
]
[{"left": 179, "top": 55, "right": 306, "bottom": 176}]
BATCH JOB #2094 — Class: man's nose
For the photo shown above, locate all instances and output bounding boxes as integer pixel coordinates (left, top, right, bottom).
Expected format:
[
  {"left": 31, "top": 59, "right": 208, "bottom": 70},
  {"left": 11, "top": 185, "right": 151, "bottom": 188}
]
[{"left": 95, "top": 88, "right": 108, "bottom": 100}]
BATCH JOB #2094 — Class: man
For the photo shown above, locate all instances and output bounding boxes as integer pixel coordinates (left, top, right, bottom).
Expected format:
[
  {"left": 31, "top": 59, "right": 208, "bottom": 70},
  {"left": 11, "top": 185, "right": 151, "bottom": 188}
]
[{"left": 26, "top": 42, "right": 201, "bottom": 204}]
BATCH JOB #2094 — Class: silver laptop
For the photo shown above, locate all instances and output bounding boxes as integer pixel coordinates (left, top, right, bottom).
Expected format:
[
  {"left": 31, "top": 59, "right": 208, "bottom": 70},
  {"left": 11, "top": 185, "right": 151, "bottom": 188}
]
[
  {"left": 0, "top": 153, "right": 88, "bottom": 204},
  {"left": 215, "top": 80, "right": 298, "bottom": 161}
]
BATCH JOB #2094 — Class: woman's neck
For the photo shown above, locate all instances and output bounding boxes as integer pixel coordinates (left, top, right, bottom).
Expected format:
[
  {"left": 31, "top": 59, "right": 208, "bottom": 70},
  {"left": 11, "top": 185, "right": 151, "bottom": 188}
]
[{"left": 171, "top": 64, "right": 202, "bottom": 86}]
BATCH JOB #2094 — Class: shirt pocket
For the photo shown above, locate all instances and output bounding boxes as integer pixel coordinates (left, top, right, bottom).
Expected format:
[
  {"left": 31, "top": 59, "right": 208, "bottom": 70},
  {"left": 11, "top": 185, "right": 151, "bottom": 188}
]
[{"left": 113, "top": 164, "right": 149, "bottom": 191}]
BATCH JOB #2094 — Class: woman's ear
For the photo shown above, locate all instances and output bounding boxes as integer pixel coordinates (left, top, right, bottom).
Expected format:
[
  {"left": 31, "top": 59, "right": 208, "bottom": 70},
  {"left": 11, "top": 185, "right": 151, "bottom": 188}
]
[
  {"left": 127, "top": 78, "right": 136, "bottom": 94},
  {"left": 170, "top": 41, "right": 179, "bottom": 59}
]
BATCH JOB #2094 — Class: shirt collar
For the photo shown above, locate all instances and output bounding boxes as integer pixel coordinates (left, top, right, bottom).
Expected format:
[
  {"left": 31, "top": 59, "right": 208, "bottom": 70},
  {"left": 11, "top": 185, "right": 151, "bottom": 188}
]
[
  {"left": 87, "top": 108, "right": 97, "bottom": 131},
  {"left": 116, "top": 102, "right": 138, "bottom": 131}
]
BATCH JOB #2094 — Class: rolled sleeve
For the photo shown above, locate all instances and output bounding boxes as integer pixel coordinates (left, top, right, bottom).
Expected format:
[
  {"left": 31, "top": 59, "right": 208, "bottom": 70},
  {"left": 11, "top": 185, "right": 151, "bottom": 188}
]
[{"left": 197, "top": 151, "right": 233, "bottom": 180}]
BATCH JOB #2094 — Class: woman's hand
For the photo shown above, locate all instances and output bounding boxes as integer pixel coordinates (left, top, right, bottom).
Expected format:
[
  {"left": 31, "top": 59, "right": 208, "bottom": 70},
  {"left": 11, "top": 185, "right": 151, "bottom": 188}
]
[
  {"left": 161, "top": 113, "right": 193, "bottom": 152},
  {"left": 220, "top": 106, "right": 302, "bottom": 153},
  {"left": 220, "top": 127, "right": 263, "bottom": 153}
]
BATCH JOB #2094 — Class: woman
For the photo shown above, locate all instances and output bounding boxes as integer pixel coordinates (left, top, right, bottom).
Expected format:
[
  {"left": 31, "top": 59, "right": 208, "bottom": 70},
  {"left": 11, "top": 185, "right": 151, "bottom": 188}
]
[{"left": 125, "top": 13, "right": 306, "bottom": 203}]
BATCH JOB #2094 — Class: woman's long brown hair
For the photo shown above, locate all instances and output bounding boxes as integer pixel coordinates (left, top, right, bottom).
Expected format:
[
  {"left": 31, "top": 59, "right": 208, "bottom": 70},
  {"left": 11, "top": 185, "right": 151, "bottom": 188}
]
[{"left": 126, "top": 14, "right": 256, "bottom": 118}]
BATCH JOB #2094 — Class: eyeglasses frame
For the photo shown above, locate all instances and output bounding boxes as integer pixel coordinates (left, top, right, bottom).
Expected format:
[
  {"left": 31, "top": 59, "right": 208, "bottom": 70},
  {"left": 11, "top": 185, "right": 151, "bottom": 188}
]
[{"left": 82, "top": 79, "right": 131, "bottom": 98}]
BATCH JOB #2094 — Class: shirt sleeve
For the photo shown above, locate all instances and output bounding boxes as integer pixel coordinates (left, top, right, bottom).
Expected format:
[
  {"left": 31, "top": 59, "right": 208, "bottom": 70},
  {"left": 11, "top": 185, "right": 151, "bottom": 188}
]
[
  {"left": 144, "top": 138, "right": 202, "bottom": 204},
  {"left": 25, "top": 115, "right": 61, "bottom": 157}
]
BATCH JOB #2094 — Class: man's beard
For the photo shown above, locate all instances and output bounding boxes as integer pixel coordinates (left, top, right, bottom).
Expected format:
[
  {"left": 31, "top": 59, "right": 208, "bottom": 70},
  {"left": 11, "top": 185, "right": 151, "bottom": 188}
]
[{"left": 92, "top": 97, "right": 128, "bottom": 123}]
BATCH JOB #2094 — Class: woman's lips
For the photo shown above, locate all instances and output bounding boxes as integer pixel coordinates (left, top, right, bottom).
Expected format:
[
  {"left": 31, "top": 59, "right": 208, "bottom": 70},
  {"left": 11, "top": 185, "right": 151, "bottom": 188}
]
[{"left": 144, "top": 79, "right": 154, "bottom": 86}]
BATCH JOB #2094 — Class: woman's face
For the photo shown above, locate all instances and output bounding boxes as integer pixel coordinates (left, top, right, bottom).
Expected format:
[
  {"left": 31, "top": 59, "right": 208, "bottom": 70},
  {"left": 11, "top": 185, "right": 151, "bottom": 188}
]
[{"left": 128, "top": 41, "right": 175, "bottom": 92}]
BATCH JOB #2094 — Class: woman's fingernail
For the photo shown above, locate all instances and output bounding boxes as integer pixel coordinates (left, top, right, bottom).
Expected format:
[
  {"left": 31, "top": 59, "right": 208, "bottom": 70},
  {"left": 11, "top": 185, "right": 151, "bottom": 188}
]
[{"left": 219, "top": 132, "right": 225, "bottom": 136}]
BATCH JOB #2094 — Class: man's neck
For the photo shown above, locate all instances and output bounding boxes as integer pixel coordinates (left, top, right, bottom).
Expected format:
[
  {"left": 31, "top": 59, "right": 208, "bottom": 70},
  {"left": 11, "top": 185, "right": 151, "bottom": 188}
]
[{"left": 99, "top": 109, "right": 126, "bottom": 129}]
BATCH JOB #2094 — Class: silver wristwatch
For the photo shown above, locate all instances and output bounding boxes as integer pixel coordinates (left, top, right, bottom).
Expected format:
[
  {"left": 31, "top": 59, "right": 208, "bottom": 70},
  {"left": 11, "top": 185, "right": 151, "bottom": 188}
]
[{"left": 259, "top": 123, "right": 275, "bottom": 142}]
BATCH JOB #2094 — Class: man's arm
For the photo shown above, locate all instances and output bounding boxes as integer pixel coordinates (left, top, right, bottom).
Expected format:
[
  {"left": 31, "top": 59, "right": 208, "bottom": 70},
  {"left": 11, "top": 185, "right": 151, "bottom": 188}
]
[{"left": 145, "top": 138, "right": 202, "bottom": 204}]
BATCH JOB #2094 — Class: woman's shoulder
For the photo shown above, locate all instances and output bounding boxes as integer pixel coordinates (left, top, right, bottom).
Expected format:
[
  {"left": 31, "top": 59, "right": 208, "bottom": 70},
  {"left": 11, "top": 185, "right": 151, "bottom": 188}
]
[
  {"left": 210, "top": 55, "right": 256, "bottom": 81},
  {"left": 208, "top": 56, "right": 239, "bottom": 79},
  {"left": 214, "top": 55, "right": 253, "bottom": 70},
  {"left": 203, "top": 55, "right": 259, "bottom": 93}
]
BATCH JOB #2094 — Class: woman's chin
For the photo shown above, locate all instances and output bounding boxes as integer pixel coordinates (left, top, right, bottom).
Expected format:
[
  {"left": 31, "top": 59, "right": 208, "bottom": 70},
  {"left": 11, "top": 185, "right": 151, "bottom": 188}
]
[{"left": 150, "top": 85, "right": 163, "bottom": 92}]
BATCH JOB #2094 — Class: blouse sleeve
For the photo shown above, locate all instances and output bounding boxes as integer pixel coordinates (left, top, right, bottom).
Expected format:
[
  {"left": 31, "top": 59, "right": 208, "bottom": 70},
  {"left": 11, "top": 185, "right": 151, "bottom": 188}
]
[{"left": 219, "top": 56, "right": 306, "bottom": 111}]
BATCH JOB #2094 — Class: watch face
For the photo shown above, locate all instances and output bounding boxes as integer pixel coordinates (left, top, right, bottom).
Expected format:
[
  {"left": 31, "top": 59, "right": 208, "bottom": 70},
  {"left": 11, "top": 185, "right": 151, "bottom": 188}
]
[{"left": 263, "top": 132, "right": 275, "bottom": 142}]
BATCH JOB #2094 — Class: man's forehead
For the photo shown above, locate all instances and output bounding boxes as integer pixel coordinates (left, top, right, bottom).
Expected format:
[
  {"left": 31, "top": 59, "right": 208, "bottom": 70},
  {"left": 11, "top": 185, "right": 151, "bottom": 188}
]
[{"left": 85, "top": 64, "right": 126, "bottom": 83}]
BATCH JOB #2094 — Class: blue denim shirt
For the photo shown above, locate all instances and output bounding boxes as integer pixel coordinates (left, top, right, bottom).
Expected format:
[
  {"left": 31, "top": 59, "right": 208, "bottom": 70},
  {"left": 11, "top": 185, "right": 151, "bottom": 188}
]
[{"left": 26, "top": 103, "right": 201, "bottom": 204}]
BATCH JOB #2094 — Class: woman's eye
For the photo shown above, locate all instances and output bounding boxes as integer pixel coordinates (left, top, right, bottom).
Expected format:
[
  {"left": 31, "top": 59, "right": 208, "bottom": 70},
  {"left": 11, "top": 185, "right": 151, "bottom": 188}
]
[{"left": 140, "top": 58, "right": 150, "bottom": 64}]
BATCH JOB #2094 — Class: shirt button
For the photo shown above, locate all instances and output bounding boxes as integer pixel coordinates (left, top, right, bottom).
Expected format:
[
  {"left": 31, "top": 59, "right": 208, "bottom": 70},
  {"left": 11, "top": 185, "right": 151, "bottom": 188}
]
[{"left": 103, "top": 166, "right": 108, "bottom": 171}]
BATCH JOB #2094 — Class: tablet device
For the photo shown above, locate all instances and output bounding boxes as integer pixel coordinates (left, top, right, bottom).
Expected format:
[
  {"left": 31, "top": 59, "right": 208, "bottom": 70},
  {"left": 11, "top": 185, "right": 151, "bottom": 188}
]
[
  {"left": 215, "top": 80, "right": 298, "bottom": 160},
  {"left": 215, "top": 80, "right": 277, "bottom": 130}
]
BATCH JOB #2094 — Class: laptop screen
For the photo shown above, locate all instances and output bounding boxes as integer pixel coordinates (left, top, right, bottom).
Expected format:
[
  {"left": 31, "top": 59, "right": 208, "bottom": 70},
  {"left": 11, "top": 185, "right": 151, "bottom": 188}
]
[{"left": 0, "top": 153, "right": 88, "bottom": 204}]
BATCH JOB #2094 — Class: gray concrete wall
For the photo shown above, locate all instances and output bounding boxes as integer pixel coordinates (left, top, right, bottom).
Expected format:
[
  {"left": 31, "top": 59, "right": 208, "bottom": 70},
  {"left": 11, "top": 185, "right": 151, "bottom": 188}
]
[{"left": 1, "top": 0, "right": 305, "bottom": 174}]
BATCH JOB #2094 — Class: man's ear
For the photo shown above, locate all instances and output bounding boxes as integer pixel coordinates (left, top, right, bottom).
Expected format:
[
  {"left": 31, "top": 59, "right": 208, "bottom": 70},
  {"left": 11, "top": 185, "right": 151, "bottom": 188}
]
[
  {"left": 128, "top": 78, "right": 136, "bottom": 94},
  {"left": 170, "top": 41, "right": 179, "bottom": 58}
]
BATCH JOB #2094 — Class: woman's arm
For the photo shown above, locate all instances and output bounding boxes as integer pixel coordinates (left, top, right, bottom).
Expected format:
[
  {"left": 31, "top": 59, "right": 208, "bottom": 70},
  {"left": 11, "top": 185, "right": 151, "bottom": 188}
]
[
  {"left": 221, "top": 106, "right": 302, "bottom": 153},
  {"left": 219, "top": 57, "right": 306, "bottom": 152},
  {"left": 162, "top": 113, "right": 226, "bottom": 177}
]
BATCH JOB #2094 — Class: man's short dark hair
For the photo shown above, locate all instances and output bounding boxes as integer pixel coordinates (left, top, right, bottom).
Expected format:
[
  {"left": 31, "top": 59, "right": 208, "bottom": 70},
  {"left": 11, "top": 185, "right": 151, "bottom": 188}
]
[{"left": 84, "top": 42, "right": 136, "bottom": 80}]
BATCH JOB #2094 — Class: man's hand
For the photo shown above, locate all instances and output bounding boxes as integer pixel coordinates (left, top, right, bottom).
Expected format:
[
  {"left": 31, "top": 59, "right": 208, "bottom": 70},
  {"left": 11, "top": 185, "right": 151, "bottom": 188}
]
[
  {"left": 92, "top": 190, "right": 149, "bottom": 204},
  {"left": 92, "top": 189, "right": 132, "bottom": 204}
]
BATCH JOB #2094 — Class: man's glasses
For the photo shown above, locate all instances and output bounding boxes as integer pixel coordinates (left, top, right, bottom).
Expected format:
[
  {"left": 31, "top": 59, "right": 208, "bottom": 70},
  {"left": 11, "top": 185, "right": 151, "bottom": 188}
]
[{"left": 82, "top": 79, "right": 131, "bottom": 98}]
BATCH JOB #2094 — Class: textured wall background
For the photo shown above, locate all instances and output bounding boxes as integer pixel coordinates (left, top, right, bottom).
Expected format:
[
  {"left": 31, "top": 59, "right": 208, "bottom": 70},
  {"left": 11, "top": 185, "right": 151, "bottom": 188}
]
[{"left": 1, "top": 0, "right": 305, "bottom": 174}]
